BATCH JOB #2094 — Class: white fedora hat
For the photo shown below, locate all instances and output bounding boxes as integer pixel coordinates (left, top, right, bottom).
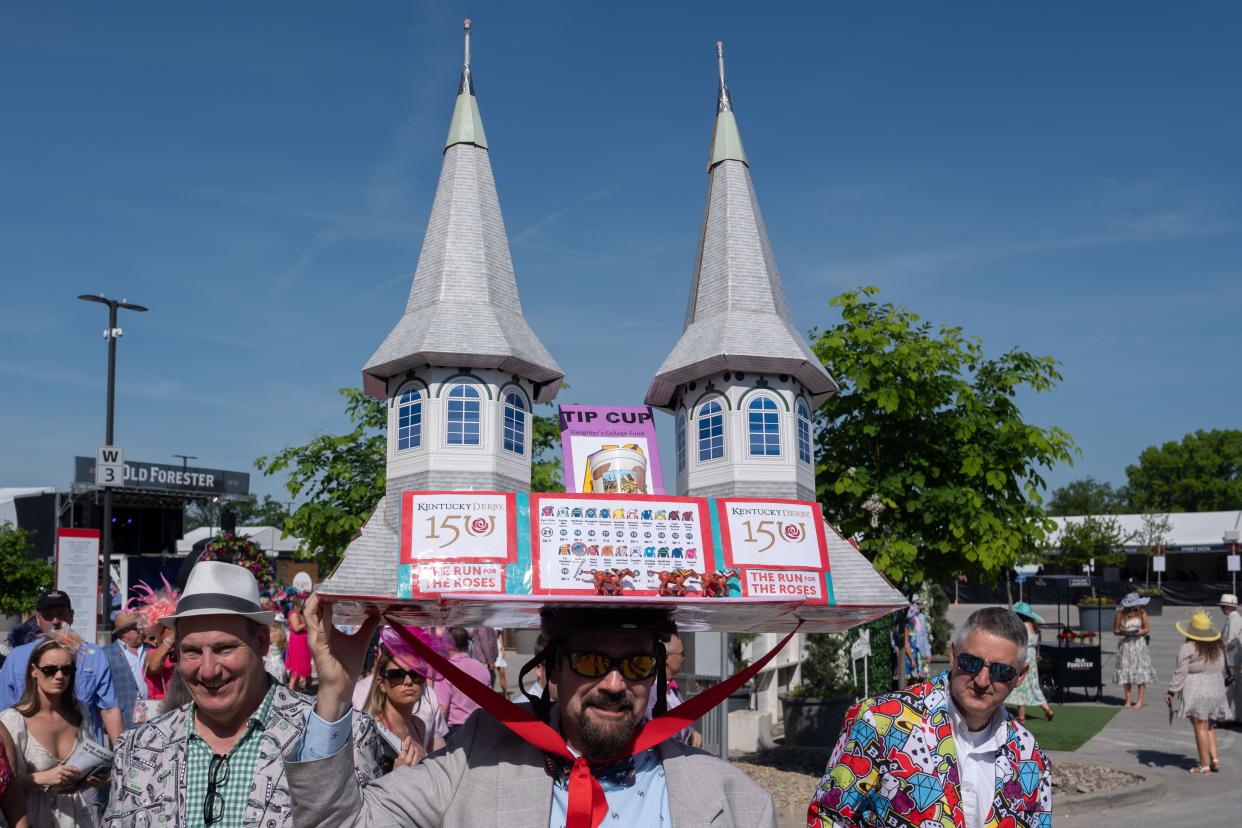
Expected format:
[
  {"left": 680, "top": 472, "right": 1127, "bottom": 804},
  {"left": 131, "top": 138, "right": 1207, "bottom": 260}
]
[
  {"left": 159, "top": 561, "right": 277, "bottom": 627},
  {"left": 1221, "top": 593, "right": 1239, "bottom": 607}
]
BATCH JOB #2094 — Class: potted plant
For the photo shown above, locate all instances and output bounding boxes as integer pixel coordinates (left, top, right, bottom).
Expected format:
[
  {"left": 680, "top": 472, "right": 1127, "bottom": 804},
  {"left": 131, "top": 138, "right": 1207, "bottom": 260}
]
[
  {"left": 1136, "top": 585, "right": 1163, "bottom": 616},
  {"left": 1076, "top": 594, "right": 1117, "bottom": 633},
  {"left": 780, "top": 679, "right": 857, "bottom": 748},
  {"left": 780, "top": 632, "right": 861, "bottom": 747}
]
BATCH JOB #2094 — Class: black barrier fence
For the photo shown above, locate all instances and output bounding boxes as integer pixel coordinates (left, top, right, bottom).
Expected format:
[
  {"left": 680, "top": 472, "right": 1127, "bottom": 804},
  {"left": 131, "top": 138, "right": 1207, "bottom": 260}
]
[{"left": 952, "top": 579, "right": 1237, "bottom": 607}]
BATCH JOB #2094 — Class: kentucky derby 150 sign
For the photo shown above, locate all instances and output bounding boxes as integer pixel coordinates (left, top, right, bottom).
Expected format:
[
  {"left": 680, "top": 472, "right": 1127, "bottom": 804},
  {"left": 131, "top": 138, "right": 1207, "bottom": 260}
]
[
  {"left": 717, "top": 499, "right": 828, "bottom": 569},
  {"left": 397, "top": 492, "right": 517, "bottom": 598}
]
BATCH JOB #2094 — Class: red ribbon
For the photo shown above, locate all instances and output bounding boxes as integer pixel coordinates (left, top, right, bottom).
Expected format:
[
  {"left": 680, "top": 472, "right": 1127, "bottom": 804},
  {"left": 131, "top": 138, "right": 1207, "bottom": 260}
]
[{"left": 383, "top": 616, "right": 801, "bottom": 828}]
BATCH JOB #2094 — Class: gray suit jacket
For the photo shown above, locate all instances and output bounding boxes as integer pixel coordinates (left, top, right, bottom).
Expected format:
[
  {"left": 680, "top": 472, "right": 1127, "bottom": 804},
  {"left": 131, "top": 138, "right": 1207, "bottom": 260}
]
[
  {"left": 106, "top": 683, "right": 384, "bottom": 828},
  {"left": 103, "top": 640, "right": 142, "bottom": 731},
  {"left": 285, "top": 708, "right": 776, "bottom": 827}
]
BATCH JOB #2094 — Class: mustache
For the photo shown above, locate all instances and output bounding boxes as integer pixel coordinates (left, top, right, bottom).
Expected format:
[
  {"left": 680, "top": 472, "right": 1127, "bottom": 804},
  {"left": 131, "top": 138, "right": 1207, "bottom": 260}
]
[{"left": 583, "top": 692, "right": 632, "bottom": 713}]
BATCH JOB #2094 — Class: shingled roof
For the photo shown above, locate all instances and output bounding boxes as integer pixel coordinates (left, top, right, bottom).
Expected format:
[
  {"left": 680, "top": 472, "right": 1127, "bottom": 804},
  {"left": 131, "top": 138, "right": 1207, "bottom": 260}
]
[
  {"left": 646, "top": 43, "right": 837, "bottom": 410},
  {"left": 362, "top": 21, "right": 563, "bottom": 404}
]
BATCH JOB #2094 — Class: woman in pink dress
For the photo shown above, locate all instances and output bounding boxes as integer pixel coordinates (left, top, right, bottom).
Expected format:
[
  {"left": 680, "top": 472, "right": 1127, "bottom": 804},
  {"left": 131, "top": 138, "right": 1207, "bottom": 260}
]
[{"left": 285, "top": 596, "right": 313, "bottom": 691}]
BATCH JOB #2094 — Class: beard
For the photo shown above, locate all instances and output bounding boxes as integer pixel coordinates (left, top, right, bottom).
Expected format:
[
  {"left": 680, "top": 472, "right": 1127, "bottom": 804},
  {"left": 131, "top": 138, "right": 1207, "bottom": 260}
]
[{"left": 575, "top": 691, "right": 641, "bottom": 760}]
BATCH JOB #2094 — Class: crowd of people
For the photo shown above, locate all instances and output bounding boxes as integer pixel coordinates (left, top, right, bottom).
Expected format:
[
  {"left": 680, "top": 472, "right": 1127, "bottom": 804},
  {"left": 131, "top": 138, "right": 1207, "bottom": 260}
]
[{"left": 0, "top": 561, "right": 1239, "bottom": 827}]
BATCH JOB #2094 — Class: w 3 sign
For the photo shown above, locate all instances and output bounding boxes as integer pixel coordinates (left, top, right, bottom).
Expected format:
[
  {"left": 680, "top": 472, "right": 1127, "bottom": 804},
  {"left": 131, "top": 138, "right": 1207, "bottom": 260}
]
[{"left": 95, "top": 445, "right": 124, "bottom": 487}]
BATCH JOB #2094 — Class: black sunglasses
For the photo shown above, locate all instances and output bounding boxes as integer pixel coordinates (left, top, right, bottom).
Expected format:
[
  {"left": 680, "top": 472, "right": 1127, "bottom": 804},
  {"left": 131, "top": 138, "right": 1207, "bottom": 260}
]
[
  {"left": 37, "top": 664, "right": 76, "bottom": 678},
  {"left": 566, "top": 650, "right": 658, "bottom": 681},
  {"left": 381, "top": 667, "right": 425, "bottom": 684},
  {"left": 955, "top": 653, "right": 1019, "bottom": 684},
  {"left": 204, "top": 753, "right": 229, "bottom": 825}
]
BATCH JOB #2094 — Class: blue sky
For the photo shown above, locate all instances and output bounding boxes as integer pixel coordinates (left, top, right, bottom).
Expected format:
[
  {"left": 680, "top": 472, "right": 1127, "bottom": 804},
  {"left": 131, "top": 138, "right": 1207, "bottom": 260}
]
[{"left": 2, "top": 2, "right": 1239, "bottom": 506}]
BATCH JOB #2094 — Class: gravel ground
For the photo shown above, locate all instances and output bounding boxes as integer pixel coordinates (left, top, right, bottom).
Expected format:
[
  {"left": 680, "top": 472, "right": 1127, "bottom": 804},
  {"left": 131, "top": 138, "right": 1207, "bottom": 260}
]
[{"left": 732, "top": 748, "right": 1145, "bottom": 817}]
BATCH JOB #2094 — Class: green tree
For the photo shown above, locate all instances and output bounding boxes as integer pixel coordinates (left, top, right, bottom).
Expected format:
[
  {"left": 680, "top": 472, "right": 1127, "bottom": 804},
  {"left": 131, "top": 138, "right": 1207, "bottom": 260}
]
[
  {"left": 1054, "top": 515, "right": 1129, "bottom": 570},
  {"left": 810, "top": 287, "right": 1078, "bottom": 586},
  {"left": 1132, "top": 511, "right": 1172, "bottom": 585},
  {"left": 256, "top": 387, "right": 564, "bottom": 569},
  {"left": 1125, "top": 429, "right": 1242, "bottom": 512},
  {"left": 0, "top": 522, "right": 53, "bottom": 616},
  {"left": 256, "top": 388, "right": 387, "bottom": 569},
  {"left": 530, "top": 413, "right": 565, "bottom": 493},
  {"left": 1046, "top": 477, "right": 1128, "bottom": 516}
]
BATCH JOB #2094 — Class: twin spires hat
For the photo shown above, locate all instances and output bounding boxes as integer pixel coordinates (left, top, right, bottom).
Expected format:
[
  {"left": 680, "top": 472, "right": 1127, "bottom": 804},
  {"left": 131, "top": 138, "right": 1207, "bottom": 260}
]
[
  {"left": 1175, "top": 609, "right": 1222, "bottom": 642},
  {"left": 158, "top": 561, "right": 277, "bottom": 628}
]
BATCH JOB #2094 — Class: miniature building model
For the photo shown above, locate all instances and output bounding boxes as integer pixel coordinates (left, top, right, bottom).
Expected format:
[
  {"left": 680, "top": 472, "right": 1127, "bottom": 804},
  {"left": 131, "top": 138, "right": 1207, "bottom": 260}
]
[
  {"left": 646, "top": 44, "right": 838, "bottom": 503},
  {"left": 320, "top": 22, "right": 562, "bottom": 598}
]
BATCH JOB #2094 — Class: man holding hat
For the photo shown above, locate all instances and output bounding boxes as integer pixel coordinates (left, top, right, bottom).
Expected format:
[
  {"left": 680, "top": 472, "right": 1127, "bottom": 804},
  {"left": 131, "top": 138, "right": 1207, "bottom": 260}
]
[
  {"left": 284, "top": 596, "right": 776, "bottom": 827},
  {"left": 103, "top": 610, "right": 149, "bottom": 730},
  {"left": 1221, "top": 593, "right": 1242, "bottom": 720},
  {"left": 0, "top": 589, "right": 124, "bottom": 747},
  {"left": 104, "top": 561, "right": 384, "bottom": 828}
]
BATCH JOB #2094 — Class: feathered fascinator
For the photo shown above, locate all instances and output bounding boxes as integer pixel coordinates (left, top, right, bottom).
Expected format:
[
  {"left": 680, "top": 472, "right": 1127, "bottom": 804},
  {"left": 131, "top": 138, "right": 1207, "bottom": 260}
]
[
  {"left": 379, "top": 625, "right": 448, "bottom": 681},
  {"left": 126, "top": 576, "right": 181, "bottom": 630}
]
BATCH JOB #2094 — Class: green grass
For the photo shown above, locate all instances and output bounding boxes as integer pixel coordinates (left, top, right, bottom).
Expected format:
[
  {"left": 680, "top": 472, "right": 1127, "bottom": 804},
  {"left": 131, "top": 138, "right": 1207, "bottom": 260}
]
[{"left": 1004, "top": 704, "right": 1119, "bottom": 751}]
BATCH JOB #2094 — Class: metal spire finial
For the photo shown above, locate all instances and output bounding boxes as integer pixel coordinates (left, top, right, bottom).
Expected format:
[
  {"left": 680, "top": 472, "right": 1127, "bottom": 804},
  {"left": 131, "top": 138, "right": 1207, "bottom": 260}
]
[
  {"left": 716, "top": 40, "right": 732, "bottom": 113},
  {"left": 458, "top": 19, "right": 475, "bottom": 95}
]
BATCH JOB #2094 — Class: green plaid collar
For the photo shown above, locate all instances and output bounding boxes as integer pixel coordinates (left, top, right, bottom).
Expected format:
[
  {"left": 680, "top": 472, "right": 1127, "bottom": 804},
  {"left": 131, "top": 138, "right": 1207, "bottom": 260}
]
[{"left": 185, "top": 680, "right": 277, "bottom": 828}]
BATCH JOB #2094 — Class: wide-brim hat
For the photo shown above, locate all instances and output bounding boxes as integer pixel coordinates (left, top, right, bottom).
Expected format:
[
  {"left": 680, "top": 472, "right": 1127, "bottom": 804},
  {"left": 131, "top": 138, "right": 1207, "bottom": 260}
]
[
  {"left": 159, "top": 561, "right": 277, "bottom": 628},
  {"left": 1120, "top": 592, "right": 1150, "bottom": 608},
  {"left": 1175, "top": 610, "right": 1221, "bottom": 642},
  {"left": 112, "top": 612, "right": 144, "bottom": 635},
  {"left": 1012, "top": 602, "right": 1044, "bottom": 625},
  {"left": 379, "top": 625, "right": 447, "bottom": 679},
  {"left": 1220, "top": 593, "right": 1239, "bottom": 608}
]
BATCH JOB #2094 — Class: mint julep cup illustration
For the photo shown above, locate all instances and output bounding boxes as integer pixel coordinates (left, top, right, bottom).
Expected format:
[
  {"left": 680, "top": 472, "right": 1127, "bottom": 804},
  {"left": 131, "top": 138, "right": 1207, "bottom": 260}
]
[{"left": 585, "top": 444, "right": 648, "bottom": 494}]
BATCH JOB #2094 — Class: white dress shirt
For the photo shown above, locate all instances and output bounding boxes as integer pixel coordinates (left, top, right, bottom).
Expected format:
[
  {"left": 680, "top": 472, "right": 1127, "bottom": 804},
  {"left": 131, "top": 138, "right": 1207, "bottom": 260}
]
[
  {"left": 946, "top": 694, "right": 1006, "bottom": 828},
  {"left": 121, "top": 643, "right": 149, "bottom": 699}
]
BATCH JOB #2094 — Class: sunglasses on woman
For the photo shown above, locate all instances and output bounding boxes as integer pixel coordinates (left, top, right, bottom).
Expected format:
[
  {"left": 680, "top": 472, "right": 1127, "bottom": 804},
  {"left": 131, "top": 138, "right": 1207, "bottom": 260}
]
[
  {"left": 566, "top": 650, "right": 658, "bottom": 681},
  {"left": 955, "top": 653, "right": 1019, "bottom": 684},
  {"left": 382, "top": 668, "right": 425, "bottom": 684},
  {"left": 37, "top": 664, "right": 76, "bottom": 678}
]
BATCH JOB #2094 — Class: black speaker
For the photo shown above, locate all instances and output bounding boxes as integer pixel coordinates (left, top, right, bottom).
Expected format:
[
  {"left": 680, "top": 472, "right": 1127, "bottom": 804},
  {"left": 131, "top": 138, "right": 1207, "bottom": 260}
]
[{"left": 221, "top": 507, "right": 237, "bottom": 535}]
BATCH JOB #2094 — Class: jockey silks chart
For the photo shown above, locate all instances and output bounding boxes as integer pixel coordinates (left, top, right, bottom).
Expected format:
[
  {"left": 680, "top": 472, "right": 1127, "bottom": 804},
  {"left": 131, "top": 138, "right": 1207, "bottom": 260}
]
[{"left": 395, "top": 491, "right": 832, "bottom": 604}]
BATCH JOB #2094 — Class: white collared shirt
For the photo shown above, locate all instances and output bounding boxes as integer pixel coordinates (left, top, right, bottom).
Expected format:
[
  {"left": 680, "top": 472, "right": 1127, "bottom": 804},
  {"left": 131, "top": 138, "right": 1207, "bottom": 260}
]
[
  {"left": 946, "top": 694, "right": 1006, "bottom": 828},
  {"left": 121, "top": 643, "right": 149, "bottom": 699}
]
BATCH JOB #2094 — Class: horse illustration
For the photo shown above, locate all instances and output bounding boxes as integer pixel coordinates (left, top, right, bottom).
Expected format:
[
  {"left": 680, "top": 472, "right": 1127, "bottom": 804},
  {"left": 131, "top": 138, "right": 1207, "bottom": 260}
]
[
  {"left": 586, "top": 568, "right": 637, "bottom": 595},
  {"left": 656, "top": 568, "right": 700, "bottom": 597},
  {"left": 699, "top": 568, "right": 740, "bottom": 598}
]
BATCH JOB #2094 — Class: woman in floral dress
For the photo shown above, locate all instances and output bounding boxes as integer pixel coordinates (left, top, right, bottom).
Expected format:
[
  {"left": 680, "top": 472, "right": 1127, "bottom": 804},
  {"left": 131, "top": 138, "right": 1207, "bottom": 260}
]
[
  {"left": 1010, "top": 601, "right": 1054, "bottom": 722},
  {"left": 1114, "top": 592, "right": 1158, "bottom": 709}
]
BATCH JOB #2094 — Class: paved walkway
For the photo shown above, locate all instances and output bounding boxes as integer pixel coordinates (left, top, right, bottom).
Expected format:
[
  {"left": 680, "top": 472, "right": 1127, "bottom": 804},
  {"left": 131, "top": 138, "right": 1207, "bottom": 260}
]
[{"left": 949, "top": 602, "right": 1240, "bottom": 827}]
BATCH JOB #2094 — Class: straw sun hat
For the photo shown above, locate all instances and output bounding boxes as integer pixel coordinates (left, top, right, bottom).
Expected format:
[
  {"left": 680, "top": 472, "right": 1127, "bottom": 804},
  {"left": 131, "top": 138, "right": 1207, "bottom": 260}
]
[{"left": 1174, "top": 609, "right": 1222, "bottom": 642}]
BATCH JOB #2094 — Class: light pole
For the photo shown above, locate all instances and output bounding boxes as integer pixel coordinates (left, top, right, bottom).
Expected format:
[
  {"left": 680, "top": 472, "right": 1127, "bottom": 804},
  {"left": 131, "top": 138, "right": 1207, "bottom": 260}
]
[
  {"left": 78, "top": 294, "right": 148, "bottom": 636},
  {"left": 173, "top": 453, "right": 197, "bottom": 471}
]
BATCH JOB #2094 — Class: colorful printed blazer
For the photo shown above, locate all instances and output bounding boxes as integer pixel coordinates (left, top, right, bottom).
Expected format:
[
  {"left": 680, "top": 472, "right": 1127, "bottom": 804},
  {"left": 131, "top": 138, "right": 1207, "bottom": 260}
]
[
  {"left": 807, "top": 673, "right": 1052, "bottom": 828},
  {"left": 104, "top": 683, "right": 383, "bottom": 827}
]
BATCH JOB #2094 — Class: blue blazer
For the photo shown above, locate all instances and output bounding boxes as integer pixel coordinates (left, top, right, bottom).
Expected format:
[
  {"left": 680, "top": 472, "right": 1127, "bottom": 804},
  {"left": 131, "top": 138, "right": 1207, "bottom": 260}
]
[{"left": 103, "top": 641, "right": 141, "bottom": 731}]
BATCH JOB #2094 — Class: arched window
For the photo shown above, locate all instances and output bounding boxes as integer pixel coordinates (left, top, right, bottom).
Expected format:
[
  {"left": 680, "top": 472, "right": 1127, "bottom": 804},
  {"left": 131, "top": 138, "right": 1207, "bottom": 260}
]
[
  {"left": 697, "top": 400, "right": 724, "bottom": 462},
  {"left": 502, "top": 391, "right": 527, "bottom": 455},
  {"left": 747, "top": 396, "right": 780, "bottom": 457},
  {"left": 396, "top": 388, "right": 423, "bottom": 451},
  {"left": 445, "top": 384, "right": 481, "bottom": 445},
  {"left": 796, "top": 400, "right": 812, "bottom": 464},
  {"left": 676, "top": 411, "right": 687, "bottom": 472}
]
